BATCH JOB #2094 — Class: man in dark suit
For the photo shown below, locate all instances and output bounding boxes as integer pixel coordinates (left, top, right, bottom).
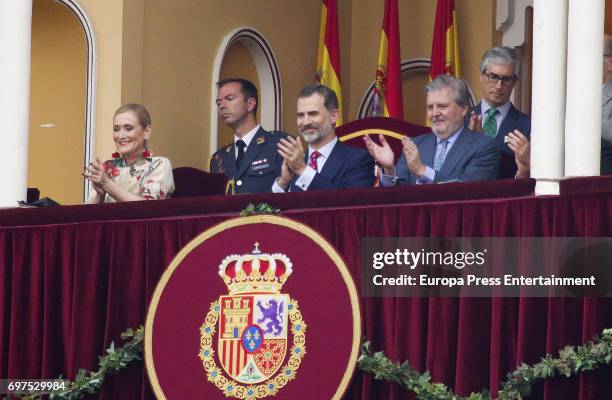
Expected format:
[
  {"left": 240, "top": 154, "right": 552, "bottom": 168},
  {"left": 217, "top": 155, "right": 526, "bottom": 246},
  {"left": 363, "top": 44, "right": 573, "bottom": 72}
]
[
  {"left": 272, "top": 84, "right": 374, "bottom": 192},
  {"left": 210, "top": 78, "right": 286, "bottom": 194},
  {"left": 468, "top": 46, "right": 531, "bottom": 179},
  {"left": 364, "top": 75, "right": 499, "bottom": 184}
]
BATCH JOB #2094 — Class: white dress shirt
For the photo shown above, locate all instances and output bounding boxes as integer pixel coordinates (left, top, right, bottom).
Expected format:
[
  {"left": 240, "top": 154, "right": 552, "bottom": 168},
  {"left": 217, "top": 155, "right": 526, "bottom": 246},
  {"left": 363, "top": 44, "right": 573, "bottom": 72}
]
[{"left": 234, "top": 124, "right": 261, "bottom": 159}]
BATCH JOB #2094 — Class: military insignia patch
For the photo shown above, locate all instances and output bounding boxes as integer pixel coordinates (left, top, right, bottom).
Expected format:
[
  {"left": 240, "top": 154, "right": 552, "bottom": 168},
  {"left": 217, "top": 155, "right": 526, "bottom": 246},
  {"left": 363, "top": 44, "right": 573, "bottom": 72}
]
[
  {"left": 199, "top": 243, "right": 306, "bottom": 399},
  {"left": 256, "top": 136, "right": 265, "bottom": 145},
  {"left": 213, "top": 154, "right": 226, "bottom": 174}
]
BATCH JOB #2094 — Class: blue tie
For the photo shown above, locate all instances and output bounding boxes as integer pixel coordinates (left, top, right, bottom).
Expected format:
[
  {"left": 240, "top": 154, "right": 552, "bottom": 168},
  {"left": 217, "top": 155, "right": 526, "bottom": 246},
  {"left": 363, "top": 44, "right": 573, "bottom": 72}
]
[{"left": 433, "top": 140, "right": 448, "bottom": 171}]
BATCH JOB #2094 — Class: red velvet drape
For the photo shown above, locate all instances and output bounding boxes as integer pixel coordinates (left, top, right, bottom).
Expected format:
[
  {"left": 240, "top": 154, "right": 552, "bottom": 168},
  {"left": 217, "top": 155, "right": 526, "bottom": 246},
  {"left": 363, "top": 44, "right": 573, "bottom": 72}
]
[{"left": 1, "top": 179, "right": 611, "bottom": 399}]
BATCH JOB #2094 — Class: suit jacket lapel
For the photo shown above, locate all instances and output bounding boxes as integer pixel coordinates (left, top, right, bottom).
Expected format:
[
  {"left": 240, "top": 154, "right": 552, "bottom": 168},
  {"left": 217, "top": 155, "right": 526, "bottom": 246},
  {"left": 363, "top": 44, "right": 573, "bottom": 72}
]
[
  {"left": 319, "top": 141, "right": 343, "bottom": 181},
  {"left": 220, "top": 143, "right": 237, "bottom": 178},
  {"left": 439, "top": 129, "right": 472, "bottom": 175},
  {"left": 421, "top": 134, "right": 437, "bottom": 169},
  {"left": 497, "top": 104, "right": 519, "bottom": 146},
  {"left": 237, "top": 128, "right": 266, "bottom": 176}
]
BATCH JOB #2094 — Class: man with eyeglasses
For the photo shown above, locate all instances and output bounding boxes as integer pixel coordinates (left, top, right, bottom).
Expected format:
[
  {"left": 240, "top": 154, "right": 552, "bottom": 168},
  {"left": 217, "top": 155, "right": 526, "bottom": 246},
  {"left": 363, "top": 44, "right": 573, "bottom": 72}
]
[
  {"left": 468, "top": 46, "right": 531, "bottom": 179},
  {"left": 601, "top": 35, "right": 612, "bottom": 175}
]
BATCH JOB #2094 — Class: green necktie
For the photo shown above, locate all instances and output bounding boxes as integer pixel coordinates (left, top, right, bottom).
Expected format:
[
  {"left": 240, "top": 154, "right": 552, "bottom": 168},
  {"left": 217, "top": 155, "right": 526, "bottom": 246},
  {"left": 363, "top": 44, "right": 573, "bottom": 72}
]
[{"left": 483, "top": 107, "right": 498, "bottom": 138}]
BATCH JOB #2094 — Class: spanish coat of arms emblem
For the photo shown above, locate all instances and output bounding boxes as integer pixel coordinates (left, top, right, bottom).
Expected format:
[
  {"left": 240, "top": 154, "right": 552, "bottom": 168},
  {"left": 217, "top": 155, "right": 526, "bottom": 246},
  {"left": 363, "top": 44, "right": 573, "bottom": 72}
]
[{"left": 199, "top": 243, "right": 307, "bottom": 399}]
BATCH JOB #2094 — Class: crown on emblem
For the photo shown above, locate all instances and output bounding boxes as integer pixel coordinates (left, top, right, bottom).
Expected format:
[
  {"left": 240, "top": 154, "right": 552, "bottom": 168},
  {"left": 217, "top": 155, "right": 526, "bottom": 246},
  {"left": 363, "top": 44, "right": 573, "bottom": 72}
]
[{"left": 218, "top": 243, "right": 293, "bottom": 295}]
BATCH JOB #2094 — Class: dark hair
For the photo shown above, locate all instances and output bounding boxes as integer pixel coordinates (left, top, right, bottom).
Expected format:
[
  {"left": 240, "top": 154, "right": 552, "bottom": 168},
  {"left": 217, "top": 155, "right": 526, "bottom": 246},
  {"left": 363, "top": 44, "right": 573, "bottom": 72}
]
[
  {"left": 425, "top": 75, "right": 471, "bottom": 108},
  {"left": 297, "top": 84, "right": 339, "bottom": 112},
  {"left": 114, "top": 103, "right": 151, "bottom": 127},
  {"left": 217, "top": 78, "right": 259, "bottom": 113}
]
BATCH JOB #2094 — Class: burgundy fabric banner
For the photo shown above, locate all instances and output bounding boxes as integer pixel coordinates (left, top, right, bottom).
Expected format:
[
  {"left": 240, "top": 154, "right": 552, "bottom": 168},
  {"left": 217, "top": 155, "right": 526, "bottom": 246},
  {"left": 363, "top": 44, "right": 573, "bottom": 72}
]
[
  {"left": 0, "top": 179, "right": 611, "bottom": 399},
  {"left": 145, "top": 216, "right": 360, "bottom": 399}
]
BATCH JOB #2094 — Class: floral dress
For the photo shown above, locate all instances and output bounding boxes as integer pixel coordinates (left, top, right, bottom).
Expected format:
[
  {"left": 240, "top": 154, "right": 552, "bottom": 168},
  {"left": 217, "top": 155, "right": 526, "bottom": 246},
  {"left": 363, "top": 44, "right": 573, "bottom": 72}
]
[{"left": 88, "top": 156, "right": 175, "bottom": 203}]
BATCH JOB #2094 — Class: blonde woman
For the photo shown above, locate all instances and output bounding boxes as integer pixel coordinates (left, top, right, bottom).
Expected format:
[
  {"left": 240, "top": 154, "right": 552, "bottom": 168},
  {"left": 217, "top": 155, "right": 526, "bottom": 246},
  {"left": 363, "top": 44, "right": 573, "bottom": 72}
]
[{"left": 84, "top": 104, "right": 174, "bottom": 203}]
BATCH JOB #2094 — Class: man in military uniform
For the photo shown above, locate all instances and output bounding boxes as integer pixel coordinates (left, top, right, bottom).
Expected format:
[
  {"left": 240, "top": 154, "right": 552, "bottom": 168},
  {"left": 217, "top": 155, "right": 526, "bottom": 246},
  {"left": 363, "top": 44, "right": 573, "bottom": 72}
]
[{"left": 210, "top": 79, "right": 286, "bottom": 194}]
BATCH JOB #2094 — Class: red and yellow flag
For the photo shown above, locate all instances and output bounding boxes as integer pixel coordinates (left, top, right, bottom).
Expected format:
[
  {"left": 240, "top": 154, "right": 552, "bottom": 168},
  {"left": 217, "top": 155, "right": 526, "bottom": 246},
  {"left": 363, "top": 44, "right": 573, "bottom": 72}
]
[
  {"left": 316, "top": 0, "right": 343, "bottom": 126},
  {"left": 430, "top": 0, "right": 461, "bottom": 79},
  {"left": 372, "top": 0, "right": 403, "bottom": 119}
]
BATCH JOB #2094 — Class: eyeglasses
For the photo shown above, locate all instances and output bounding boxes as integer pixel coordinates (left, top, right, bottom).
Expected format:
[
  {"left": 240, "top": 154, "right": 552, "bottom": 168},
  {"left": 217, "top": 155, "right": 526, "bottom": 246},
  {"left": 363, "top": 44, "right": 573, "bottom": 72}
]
[{"left": 482, "top": 70, "right": 516, "bottom": 85}]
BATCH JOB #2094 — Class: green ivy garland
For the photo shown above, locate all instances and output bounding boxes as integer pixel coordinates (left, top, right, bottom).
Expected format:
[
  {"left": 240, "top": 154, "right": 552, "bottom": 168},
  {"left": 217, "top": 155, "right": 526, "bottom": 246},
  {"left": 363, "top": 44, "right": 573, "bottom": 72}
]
[
  {"left": 239, "top": 202, "right": 281, "bottom": 216},
  {"left": 13, "top": 326, "right": 611, "bottom": 399},
  {"left": 357, "top": 328, "right": 612, "bottom": 400},
  {"left": 358, "top": 342, "right": 487, "bottom": 400},
  {"left": 497, "top": 327, "right": 612, "bottom": 399},
  {"left": 18, "top": 326, "right": 143, "bottom": 400}
]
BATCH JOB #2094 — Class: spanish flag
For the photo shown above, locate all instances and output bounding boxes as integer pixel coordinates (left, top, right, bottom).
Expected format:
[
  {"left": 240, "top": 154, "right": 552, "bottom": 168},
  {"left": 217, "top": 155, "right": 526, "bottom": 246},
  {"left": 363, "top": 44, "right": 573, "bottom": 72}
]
[
  {"left": 316, "top": 0, "right": 343, "bottom": 126},
  {"left": 430, "top": 0, "right": 460, "bottom": 79},
  {"left": 372, "top": 0, "right": 403, "bottom": 119}
]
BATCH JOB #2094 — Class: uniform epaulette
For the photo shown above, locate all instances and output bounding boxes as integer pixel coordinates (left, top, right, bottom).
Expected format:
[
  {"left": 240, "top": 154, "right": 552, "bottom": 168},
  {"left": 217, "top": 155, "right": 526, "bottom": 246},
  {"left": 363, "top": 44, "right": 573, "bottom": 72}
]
[{"left": 212, "top": 143, "right": 232, "bottom": 155}]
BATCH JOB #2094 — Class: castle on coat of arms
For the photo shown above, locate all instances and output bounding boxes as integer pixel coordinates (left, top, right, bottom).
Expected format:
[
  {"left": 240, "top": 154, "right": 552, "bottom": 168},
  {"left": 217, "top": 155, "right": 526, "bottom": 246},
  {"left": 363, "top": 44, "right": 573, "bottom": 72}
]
[{"left": 222, "top": 298, "right": 250, "bottom": 339}]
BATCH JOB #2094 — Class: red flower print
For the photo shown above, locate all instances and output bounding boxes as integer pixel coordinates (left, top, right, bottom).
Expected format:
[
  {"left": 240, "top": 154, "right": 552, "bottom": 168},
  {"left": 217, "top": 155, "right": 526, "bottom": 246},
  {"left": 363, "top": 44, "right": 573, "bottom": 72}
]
[{"left": 103, "top": 161, "right": 121, "bottom": 178}]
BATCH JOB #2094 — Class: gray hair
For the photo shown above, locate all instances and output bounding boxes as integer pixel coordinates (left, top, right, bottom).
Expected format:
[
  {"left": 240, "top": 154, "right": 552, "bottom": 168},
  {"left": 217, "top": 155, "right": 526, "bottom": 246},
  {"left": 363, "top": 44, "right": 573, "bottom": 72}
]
[
  {"left": 479, "top": 46, "right": 519, "bottom": 76},
  {"left": 425, "top": 75, "right": 471, "bottom": 108}
]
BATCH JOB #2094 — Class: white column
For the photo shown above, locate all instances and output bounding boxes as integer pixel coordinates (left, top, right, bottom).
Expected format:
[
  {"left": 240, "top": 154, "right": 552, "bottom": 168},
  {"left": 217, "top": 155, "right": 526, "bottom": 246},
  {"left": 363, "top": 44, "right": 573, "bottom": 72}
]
[
  {"left": 531, "top": 0, "right": 568, "bottom": 195},
  {"left": 565, "top": 0, "right": 605, "bottom": 176},
  {"left": 0, "top": 0, "right": 32, "bottom": 206}
]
